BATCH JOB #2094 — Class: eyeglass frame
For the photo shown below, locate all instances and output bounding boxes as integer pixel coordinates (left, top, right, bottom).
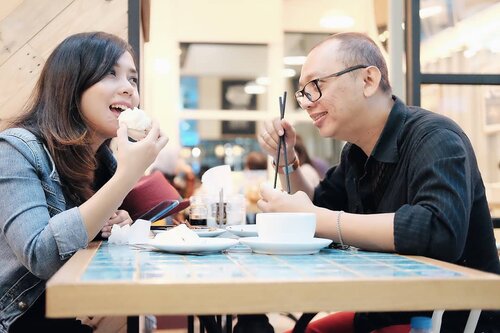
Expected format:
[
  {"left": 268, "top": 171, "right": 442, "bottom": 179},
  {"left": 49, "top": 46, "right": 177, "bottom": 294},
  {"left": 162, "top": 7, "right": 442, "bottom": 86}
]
[{"left": 294, "top": 64, "right": 369, "bottom": 106}]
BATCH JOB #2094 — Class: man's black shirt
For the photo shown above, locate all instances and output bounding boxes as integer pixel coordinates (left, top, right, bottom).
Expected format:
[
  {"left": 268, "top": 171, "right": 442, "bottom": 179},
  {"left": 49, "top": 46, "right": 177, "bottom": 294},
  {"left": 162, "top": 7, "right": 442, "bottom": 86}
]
[{"left": 313, "top": 96, "right": 499, "bottom": 332}]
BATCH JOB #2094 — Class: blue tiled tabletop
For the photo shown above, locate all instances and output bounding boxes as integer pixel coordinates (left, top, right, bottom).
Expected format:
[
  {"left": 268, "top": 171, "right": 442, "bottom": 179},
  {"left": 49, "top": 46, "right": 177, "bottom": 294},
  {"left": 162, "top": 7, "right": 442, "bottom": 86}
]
[
  {"left": 82, "top": 242, "right": 462, "bottom": 282},
  {"left": 46, "top": 240, "right": 500, "bottom": 320}
]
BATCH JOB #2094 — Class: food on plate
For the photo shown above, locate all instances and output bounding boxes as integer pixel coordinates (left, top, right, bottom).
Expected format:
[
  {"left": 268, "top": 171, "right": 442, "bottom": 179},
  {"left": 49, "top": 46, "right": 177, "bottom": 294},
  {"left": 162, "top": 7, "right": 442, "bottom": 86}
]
[
  {"left": 118, "top": 107, "right": 152, "bottom": 140},
  {"left": 154, "top": 224, "right": 202, "bottom": 244},
  {"left": 172, "top": 218, "right": 216, "bottom": 231}
]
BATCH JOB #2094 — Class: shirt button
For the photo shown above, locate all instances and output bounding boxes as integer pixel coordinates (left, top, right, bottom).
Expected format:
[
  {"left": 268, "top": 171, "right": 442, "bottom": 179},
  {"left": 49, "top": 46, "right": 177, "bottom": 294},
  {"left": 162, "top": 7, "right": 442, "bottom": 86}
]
[{"left": 17, "top": 301, "right": 28, "bottom": 311}]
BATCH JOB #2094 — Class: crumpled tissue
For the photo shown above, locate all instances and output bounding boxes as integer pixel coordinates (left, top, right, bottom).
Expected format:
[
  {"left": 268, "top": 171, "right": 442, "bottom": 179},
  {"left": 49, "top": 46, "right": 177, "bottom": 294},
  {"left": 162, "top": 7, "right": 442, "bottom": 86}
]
[{"left": 108, "top": 219, "right": 151, "bottom": 245}]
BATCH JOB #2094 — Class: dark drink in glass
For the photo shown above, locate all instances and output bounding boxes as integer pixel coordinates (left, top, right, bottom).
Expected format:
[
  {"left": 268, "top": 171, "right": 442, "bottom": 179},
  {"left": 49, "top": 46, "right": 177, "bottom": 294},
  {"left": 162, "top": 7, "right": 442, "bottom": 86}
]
[
  {"left": 189, "top": 217, "right": 207, "bottom": 226},
  {"left": 189, "top": 196, "right": 208, "bottom": 226}
]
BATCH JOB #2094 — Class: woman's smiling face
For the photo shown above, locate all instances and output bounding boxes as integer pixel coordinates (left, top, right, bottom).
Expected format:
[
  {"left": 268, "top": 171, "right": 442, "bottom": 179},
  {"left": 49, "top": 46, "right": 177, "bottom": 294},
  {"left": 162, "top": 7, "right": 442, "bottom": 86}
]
[{"left": 80, "top": 51, "right": 139, "bottom": 147}]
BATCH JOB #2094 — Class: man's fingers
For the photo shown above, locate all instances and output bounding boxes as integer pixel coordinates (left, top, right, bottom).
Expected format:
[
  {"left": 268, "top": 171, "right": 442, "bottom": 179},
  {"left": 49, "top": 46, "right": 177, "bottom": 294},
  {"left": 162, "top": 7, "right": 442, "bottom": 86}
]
[
  {"left": 259, "top": 182, "right": 280, "bottom": 200},
  {"left": 273, "top": 118, "right": 285, "bottom": 136},
  {"left": 257, "top": 198, "right": 270, "bottom": 212}
]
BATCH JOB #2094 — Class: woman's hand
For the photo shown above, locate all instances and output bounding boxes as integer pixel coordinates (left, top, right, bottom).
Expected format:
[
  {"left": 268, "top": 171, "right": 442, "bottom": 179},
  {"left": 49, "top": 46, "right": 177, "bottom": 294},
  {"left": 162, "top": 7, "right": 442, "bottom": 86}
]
[
  {"left": 257, "top": 118, "right": 297, "bottom": 163},
  {"left": 114, "top": 120, "right": 169, "bottom": 183},
  {"left": 100, "top": 210, "right": 132, "bottom": 238}
]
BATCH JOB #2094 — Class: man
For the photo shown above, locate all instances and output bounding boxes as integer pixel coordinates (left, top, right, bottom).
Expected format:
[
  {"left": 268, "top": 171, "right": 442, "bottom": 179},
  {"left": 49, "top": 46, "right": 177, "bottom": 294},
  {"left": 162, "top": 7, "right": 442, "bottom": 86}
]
[{"left": 258, "top": 32, "right": 499, "bottom": 332}]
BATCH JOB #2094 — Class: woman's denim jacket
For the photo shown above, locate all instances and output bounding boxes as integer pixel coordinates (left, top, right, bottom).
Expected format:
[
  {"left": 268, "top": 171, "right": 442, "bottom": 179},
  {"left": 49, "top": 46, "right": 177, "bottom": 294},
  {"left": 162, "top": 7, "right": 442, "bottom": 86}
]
[{"left": 0, "top": 128, "right": 116, "bottom": 332}]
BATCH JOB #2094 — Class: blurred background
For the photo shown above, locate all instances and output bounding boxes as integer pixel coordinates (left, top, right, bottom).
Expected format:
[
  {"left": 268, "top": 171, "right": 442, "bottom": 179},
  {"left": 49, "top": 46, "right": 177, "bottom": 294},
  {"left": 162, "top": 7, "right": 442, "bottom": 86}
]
[{"left": 1, "top": 0, "right": 500, "bottom": 212}]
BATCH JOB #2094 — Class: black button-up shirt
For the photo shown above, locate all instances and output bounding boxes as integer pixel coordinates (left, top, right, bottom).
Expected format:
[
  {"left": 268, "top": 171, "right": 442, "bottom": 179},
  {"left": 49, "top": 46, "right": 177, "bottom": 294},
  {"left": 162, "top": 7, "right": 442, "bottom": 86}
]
[{"left": 313, "top": 96, "right": 500, "bottom": 331}]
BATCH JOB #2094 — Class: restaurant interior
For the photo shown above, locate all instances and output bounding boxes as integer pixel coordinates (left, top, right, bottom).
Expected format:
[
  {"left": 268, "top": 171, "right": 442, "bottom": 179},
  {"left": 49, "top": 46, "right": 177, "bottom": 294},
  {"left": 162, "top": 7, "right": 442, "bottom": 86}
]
[
  {"left": 0, "top": 0, "right": 499, "bottom": 332},
  {"left": 2, "top": 0, "right": 499, "bottom": 211}
]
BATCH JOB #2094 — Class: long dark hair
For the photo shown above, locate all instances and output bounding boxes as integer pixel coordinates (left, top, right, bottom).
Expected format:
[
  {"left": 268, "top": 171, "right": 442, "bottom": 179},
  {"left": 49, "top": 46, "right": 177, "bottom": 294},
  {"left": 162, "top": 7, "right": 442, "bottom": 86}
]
[{"left": 10, "top": 32, "right": 135, "bottom": 204}]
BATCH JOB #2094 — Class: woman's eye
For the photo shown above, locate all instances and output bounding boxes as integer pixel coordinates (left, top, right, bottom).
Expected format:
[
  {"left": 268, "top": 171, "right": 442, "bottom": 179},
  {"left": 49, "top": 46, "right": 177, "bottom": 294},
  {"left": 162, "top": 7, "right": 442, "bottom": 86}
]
[
  {"left": 107, "top": 70, "right": 116, "bottom": 76},
  {"left": 129, "top": 77, "right": 138, "bottom": 84}
]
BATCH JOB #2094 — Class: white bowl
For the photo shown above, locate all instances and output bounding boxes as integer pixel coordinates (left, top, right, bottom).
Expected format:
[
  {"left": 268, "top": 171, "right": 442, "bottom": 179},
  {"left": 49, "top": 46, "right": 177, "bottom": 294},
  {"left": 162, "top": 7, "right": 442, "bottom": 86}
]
[{"left": 256, "top": 212, "right": 316, "bottom": 243}]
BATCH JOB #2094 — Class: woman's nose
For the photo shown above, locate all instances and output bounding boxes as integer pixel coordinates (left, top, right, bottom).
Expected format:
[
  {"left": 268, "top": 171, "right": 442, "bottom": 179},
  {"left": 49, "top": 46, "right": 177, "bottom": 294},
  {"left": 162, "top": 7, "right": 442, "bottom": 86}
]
[{"left": 119, "top": 78, "right": 135, "bottom": 95}]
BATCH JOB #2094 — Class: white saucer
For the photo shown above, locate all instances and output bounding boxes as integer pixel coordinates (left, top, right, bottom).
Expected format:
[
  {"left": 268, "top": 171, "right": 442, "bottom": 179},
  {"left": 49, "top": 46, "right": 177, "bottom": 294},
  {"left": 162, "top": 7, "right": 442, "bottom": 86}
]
[
  {"left": 239, "top": 237, "right": 332, "bottom": 255},
  {"left": 152, "top": 228, "right": 226, "bottom": 237},
  {"left": 149, "top": 238, "right": 238, "bottom": 254},
  {"left": 226, "top": 225, "right": 258, "bottom": 237}
]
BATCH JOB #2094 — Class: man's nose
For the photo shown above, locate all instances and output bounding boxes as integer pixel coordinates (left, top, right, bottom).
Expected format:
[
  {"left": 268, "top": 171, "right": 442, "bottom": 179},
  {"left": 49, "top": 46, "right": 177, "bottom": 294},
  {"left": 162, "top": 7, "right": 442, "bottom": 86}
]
[{"left": 299, "top": 96, "right": 315, "bottom": 110}]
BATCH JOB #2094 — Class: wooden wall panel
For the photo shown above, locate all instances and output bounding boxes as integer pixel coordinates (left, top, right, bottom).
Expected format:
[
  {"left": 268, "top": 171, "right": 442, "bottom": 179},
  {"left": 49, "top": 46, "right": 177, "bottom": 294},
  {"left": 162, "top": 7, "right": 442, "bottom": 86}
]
[
  {"left": 0, "top": 0, "right": 73, "bottom": 66},
  {"left": 29, "top": 0, "right": 128, "bottom": 61},
  {"left": 0, "top": 44, "right": 41, "bottom": 119},
  {"left": 0, "top": 0, "right": 128, "bottom": 127}
]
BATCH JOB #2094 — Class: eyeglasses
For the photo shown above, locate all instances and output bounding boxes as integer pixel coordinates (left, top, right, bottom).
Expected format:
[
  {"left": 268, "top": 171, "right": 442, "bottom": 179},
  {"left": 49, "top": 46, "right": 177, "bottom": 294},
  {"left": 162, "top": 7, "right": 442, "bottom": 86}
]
[{"left": 294, "top": 64, "right": 369, "bottom": 108}]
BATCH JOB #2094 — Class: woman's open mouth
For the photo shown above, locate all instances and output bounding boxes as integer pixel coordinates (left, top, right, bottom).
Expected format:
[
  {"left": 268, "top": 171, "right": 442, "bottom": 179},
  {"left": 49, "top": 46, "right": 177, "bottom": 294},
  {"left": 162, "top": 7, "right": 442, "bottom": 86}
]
[{"left": 109, "top": 104, "right": 128, "bottom": 117}]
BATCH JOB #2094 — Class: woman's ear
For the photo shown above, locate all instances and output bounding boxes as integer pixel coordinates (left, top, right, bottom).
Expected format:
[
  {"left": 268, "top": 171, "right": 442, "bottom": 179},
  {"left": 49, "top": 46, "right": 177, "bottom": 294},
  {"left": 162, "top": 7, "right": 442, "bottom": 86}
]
[{"left": 362, "top": 66, "right": 382, "bottom": 97}]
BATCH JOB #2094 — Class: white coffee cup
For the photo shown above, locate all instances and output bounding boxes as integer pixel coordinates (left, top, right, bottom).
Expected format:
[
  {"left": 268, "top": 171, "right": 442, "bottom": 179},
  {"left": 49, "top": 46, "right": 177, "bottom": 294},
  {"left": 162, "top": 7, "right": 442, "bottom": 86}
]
[{"left": 256, "top": 212, "right": 316, "bottom": 243}]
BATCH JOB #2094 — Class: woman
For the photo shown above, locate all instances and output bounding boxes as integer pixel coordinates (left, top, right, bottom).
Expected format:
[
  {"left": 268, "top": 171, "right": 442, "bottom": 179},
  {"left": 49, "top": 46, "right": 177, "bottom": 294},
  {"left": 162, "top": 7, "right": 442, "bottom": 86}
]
[
  {"left": 294, "top": 135, "right": 321, "bottom": 188},
  {"left": 0, "top": 32, "right": 168, "bottom": 332}
]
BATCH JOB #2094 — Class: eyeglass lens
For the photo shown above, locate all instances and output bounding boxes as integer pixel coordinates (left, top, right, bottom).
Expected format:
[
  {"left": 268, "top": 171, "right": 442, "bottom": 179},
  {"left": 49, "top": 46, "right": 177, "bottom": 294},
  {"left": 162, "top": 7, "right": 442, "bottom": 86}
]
[{"left": 295, "top": 81, "right": 320, "bottom": 107}]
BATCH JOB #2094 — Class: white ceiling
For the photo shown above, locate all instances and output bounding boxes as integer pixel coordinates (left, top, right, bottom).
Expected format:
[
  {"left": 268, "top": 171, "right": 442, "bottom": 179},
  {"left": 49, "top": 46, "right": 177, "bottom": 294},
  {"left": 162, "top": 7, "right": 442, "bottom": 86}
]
[
  {"left": 179, "top": 0, "right": 385, "bottom": 78},
  {"left": 181, "top": 44, "right": 268, "bottom": 78}
]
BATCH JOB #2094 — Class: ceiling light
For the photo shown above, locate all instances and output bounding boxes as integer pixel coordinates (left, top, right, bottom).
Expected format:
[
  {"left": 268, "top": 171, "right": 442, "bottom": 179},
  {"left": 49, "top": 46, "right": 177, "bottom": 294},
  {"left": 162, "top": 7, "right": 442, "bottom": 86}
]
[
  {"left": 244, "top": 82, "right": 266, "bottom": 95},
  {"left": 488, "top": 40, "right": 500, "bottom": 53},
  {"left": 283, "top": 68, "right": 297, "bottom": 78},
  {"left": 463, "top": 48, "right": 477, "bottom": 58},
  {"left": 191, "top": 147, "right": 201, "bottom": 158},
  {"left": 284, "top": 56, "right": 307, "bottom": 66},
  {"left": 256, "top": 76, "right": 270, "bottom": 85},
  {"left": 379, "top": 30, "right": 389, "bottom": 43},
  {"left": 319, "top": 13, "right": 354, "bottom": 29},
  {"left": 214, "top": 145, "right": 225, "bottom": 158},
  {"left": 419, "top": 6, "right": 443, "bottom": 19}
]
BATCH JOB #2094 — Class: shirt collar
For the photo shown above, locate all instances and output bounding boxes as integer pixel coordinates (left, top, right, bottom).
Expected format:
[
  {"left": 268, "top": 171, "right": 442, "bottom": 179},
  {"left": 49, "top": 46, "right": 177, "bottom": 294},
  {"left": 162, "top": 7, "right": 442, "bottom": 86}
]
[{"left": 370, "top": 95, "right": 407, "bottom": 163}]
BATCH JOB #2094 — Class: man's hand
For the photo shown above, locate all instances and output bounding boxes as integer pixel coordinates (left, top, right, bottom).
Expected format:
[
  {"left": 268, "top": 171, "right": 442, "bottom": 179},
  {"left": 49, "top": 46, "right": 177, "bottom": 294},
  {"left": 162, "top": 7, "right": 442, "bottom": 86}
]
[
  {"left": 257, "top": 183, "right": 314, "bottom": 213},
  {"left": 257, "top": 118, "right": 297, "bottom": 163}
]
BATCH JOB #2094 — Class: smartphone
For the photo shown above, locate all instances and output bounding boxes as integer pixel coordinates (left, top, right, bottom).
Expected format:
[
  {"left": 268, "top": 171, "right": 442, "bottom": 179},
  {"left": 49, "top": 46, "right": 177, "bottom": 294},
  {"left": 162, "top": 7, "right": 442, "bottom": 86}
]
[{"left": 137, "top": 199, "right": 179, "bottom": 222}]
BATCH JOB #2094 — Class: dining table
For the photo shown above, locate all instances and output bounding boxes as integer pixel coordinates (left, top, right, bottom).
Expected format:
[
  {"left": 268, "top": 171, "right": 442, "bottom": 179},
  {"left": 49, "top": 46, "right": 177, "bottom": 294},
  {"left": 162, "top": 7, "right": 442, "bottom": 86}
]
[{"left": 46, "top": 238, "right": 500, "bottom": 333}]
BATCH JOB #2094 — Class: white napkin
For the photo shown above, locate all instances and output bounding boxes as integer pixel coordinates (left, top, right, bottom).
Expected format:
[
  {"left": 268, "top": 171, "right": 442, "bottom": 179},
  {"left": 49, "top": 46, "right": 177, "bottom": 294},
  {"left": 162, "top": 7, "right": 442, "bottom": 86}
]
[
  {"left": 108, "top": 219, "right": 151, "bottom": 245},
  {"left": 201, "top": 165, "right": 233, "bottom": 199}
]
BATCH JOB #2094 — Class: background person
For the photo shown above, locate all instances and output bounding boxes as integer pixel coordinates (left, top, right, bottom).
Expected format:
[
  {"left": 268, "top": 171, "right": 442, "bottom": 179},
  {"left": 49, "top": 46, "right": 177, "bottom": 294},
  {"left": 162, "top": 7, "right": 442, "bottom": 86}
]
[
  {"left": 257, "top": 32, "right": 500, "bottom": 332},
  {"left": 0, "top": 32, "right": 168, "bottom": 332},
  {"left": 149, "top": 144, "right": 197, "bottom": 199},
  {"left": 294, "top": 134, "right": 321, "bottom": 187},
  {"left": 244, "top": 150, "right": 268, "bottom": 170}
]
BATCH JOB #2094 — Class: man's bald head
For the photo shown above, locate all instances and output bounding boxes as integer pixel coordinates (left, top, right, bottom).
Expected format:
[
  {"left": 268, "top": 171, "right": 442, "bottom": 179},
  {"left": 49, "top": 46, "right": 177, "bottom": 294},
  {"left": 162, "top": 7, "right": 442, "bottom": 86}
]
[{"left": 311, "top": 32, "right": 392, "bottom": 94}]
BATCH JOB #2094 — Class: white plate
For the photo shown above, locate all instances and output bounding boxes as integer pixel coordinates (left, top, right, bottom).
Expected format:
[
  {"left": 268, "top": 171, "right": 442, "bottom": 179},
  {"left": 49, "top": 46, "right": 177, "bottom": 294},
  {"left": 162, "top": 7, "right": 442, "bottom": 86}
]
[
  {"left": 226, "top": 225, "right": 258, "bottom": 237},
  {"left": 239, "top": 237, "right": 332, "bottom": 255},
  {"left": 152, "top": 228, "right": 226, "bottom": 237},
  {"left": 149, "top": 238, "right": 238, "bottom": 254}
]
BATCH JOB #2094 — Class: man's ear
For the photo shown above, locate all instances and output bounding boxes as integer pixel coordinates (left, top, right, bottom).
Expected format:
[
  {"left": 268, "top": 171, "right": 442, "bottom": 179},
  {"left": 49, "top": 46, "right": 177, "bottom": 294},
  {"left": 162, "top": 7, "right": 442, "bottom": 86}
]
[{"left": 362, "top": 66, "right": 382, "bottom": 97}]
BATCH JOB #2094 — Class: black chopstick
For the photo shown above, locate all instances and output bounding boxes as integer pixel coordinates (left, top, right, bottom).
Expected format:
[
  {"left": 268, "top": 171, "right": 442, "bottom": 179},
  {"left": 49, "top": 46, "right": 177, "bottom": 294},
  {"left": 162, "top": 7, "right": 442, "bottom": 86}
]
[{"left": 273, "top": 92, "right": 291, "bottom": 193}]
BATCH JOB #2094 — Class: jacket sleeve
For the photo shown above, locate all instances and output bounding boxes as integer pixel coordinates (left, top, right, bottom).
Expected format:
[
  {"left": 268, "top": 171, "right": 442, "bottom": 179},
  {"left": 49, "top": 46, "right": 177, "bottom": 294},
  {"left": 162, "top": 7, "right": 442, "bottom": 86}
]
[{"left": 0, "top": 136, "right": 88, "bottom": 280}]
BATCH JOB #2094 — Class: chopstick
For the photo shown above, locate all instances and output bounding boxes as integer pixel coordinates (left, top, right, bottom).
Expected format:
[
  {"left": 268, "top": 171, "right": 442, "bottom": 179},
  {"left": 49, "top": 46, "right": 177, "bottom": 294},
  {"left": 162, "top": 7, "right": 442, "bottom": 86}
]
[{"left": 273, "top": 92, "right": 291, "bottom": 193}]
